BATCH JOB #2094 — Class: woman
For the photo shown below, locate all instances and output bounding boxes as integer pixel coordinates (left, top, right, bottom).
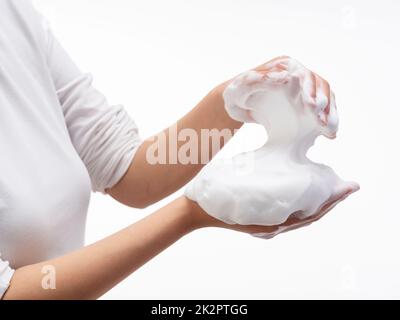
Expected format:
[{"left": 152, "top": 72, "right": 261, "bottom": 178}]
[{"left": 0, "top": 0, "right": 344, "bottom": 299}]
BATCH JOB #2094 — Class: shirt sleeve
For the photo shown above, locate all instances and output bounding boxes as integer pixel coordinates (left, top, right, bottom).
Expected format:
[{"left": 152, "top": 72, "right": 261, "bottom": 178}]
[
  {"left": 0, "top": 254, "right": 14, "bottom": 299},
  {"left": 43, "top": 20, "right": 143, "bottom": 193}
]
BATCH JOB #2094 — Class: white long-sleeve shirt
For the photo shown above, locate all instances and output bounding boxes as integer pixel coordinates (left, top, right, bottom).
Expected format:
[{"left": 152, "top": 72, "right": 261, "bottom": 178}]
[{"left": 0, "top": 0, "right": 142, "bottom": 298}]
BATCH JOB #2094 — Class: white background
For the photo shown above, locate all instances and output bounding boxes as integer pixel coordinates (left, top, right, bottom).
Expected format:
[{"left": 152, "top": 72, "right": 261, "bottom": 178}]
[{"left": 33, "top": 0, "right": 400, "bottom": 299}]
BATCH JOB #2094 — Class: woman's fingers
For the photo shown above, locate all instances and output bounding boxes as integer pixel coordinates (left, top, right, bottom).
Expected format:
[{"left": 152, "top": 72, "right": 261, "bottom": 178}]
[
  {"left": 301, "top": 70, "right": 317, "bottom": 109},
  {"left": 255, "top": 55, "right": 291, "bottom": 72},
  {"left": 263, "top": 182, "right": 360, "bottom": 238},
  {"left": 319, "top": 76, "right": 331, "bottom": 109},
  {"left": 298, "top": 182, "right": 360, "bottom": 225},
  {"left": 315, "top": 74, "right": 331, "bottom": 125},
  {"left": 247, "top": 182, "right": 359, "bottom": 240},
  {"left": 311, "top": 72, "right": 317, "bottom": 100},
  {"left": 254, "top": 58, "right": 333, "bottom": 117}
]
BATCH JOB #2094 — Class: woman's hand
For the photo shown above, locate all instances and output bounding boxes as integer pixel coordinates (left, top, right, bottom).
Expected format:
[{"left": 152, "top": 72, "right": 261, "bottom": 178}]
[
  {"left": 187, "top": 180, "right": 359, "bottom": 240},
  {"left": 216, "top": 56, "right": 336, "bottom": 130}
]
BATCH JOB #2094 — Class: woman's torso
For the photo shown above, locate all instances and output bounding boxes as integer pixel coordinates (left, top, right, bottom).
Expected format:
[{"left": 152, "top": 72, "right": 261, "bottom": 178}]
[{"left": 0, "top": 0, "right": 92, "bottom": 268}]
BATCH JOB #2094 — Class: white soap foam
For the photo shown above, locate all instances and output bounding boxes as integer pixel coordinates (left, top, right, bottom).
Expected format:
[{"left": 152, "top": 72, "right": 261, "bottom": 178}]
[{"left": 185, "top": 57, "right": 359, "bottom": 227}]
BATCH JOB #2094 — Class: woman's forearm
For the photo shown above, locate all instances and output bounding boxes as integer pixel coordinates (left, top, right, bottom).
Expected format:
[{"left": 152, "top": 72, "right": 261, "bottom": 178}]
[
  {"left": 3, "top": 197, "right": 201, "bottom": 300},
  {"left": 107, "top": 85, "right": 243, "bottom": 208}
]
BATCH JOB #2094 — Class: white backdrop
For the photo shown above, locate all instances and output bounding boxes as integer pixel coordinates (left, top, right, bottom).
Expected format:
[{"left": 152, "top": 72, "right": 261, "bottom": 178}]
[{"left": 33, "top": 0, "right": 400, "bottom": 299}]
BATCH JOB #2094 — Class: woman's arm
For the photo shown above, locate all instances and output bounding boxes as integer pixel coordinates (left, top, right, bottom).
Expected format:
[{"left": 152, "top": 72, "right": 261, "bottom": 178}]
[
  {"left": 3, "top": 197, "right": 198, "bottom": 300},
  {"left": 105, "top": 57, "right": 303, "bottom": 208},
  {"left": 4, "top": 182, "right": 344, "bottom": 300},
  {"left": 4, "top": 196, "right": 311, "bottom": 300},
  {"left": 106, "top": 83, "right": 241, "bottom": 208}
]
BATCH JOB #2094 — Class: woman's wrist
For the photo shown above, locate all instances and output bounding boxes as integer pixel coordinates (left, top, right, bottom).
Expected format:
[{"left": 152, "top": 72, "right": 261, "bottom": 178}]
[
  {"left": 179, "top": 196, "right": 225, "bottom": 231},
  {"left": 209, "top": 81, "right": 243, "bottom": 129}
]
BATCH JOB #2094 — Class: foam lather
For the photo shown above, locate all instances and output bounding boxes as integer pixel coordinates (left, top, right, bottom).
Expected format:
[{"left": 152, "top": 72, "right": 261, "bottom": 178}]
[{"left": 185, "top": 57, "right": 359, "bottom": 228}]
